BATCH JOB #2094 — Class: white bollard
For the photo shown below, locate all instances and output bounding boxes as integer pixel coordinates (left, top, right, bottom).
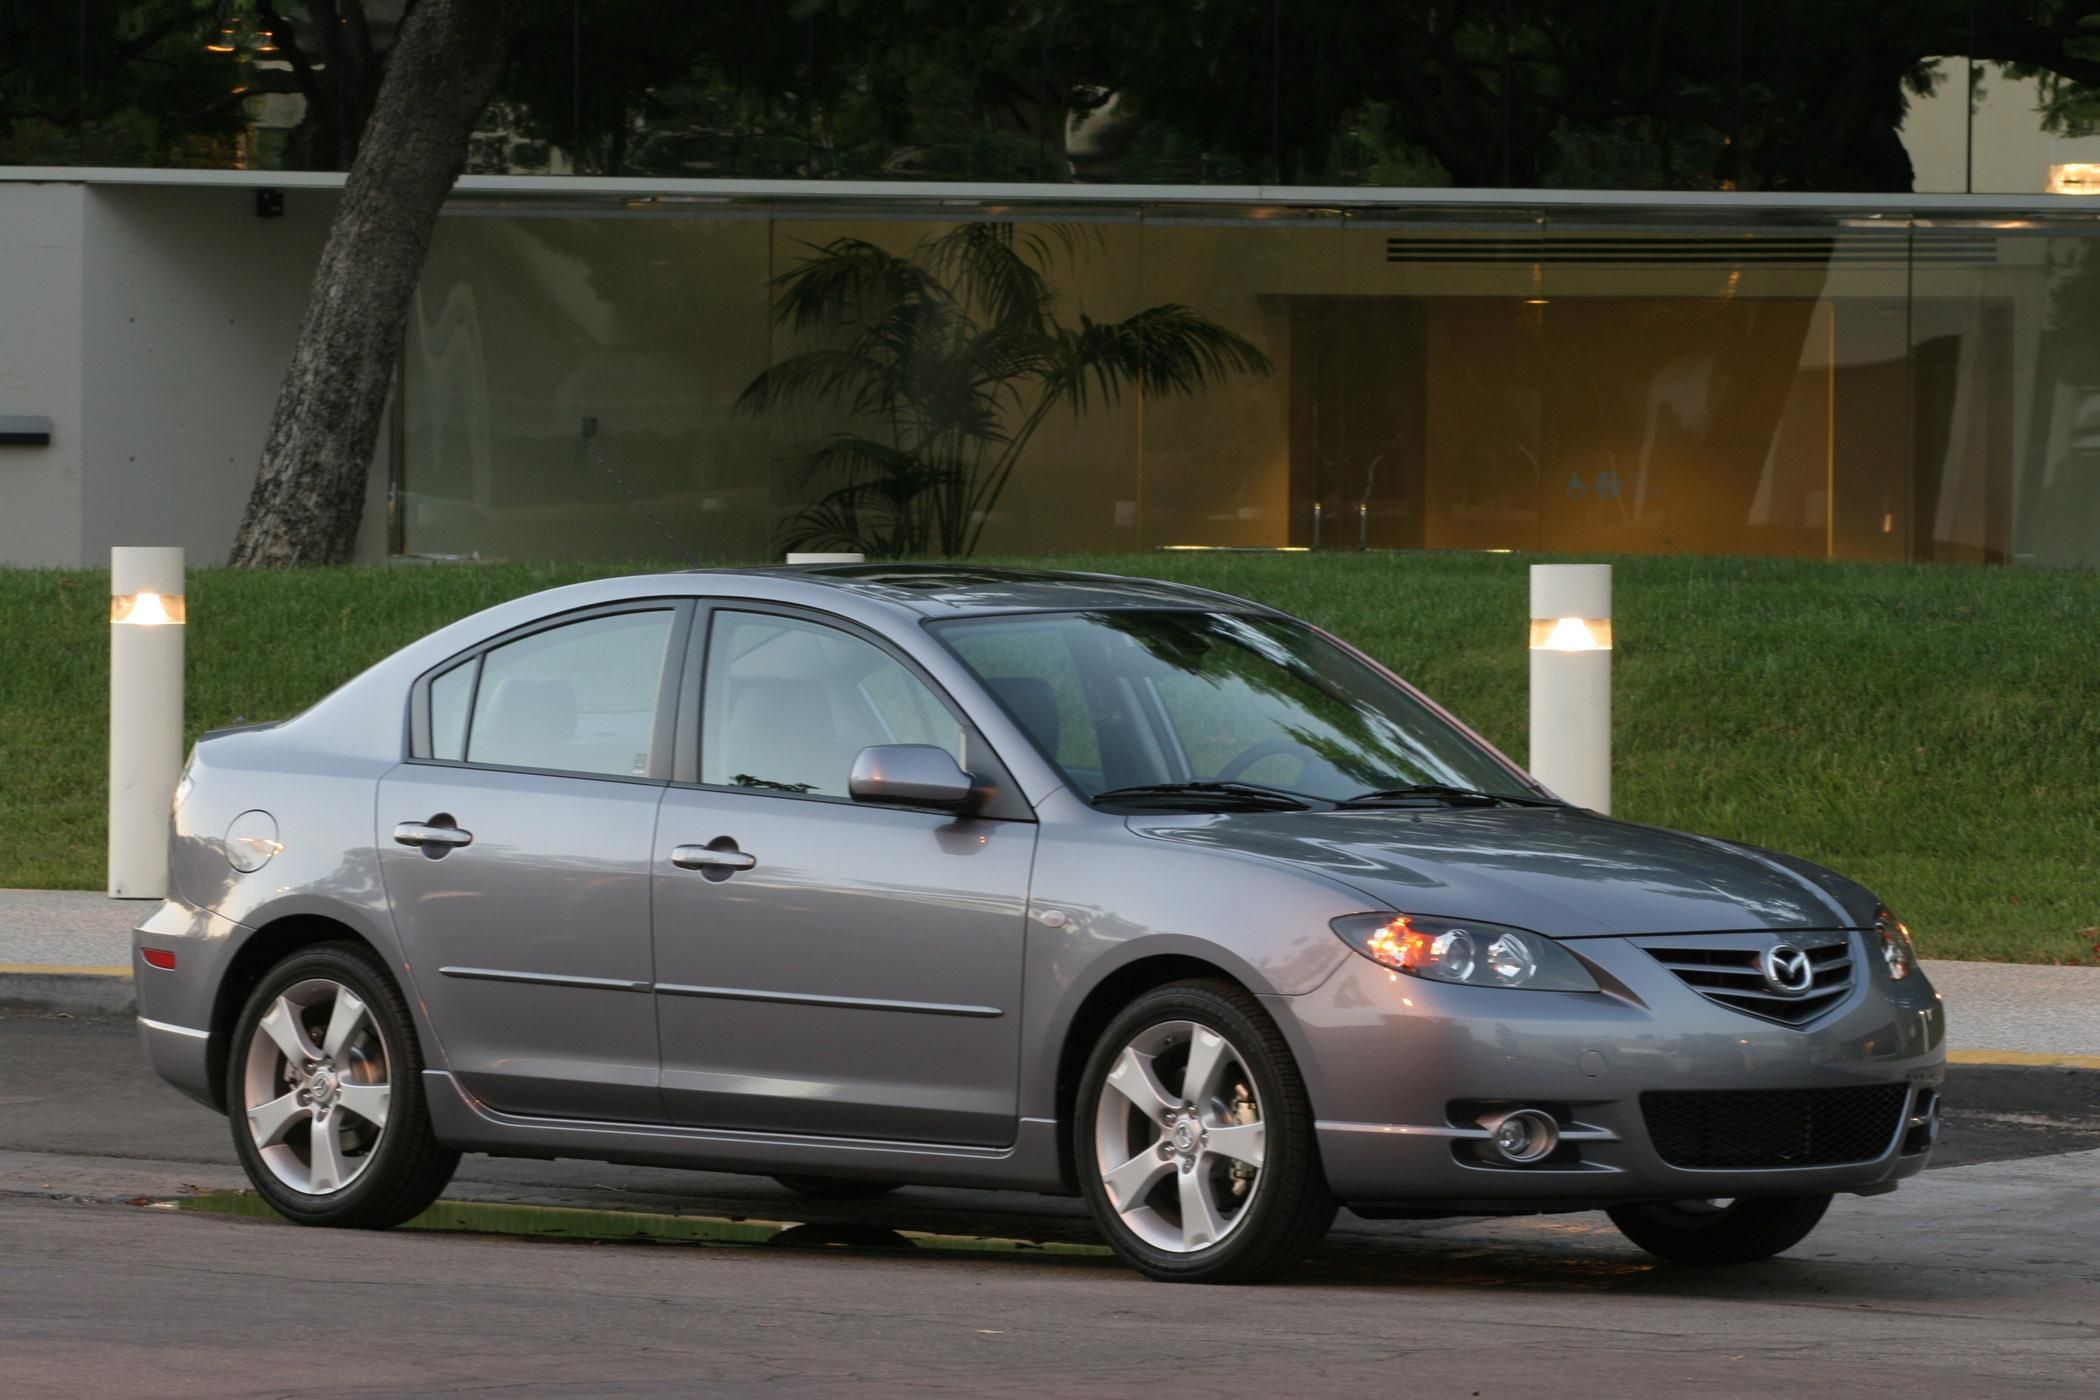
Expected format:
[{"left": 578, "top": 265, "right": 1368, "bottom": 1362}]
[
  {"left": 1528, "top": 563, "right": 1612, "bottom": 813},
  {"left": 785, "top": 552, "right": 866, "bottom": 565},
  {"left": 109, "top": 547, "right": 186, "bottom": 898}
]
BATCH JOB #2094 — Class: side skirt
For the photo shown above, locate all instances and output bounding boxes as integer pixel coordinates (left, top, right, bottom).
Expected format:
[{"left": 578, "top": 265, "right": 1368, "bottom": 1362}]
[{"left": 422, "top": 1071, "right": 1071, "bottom": 1193}]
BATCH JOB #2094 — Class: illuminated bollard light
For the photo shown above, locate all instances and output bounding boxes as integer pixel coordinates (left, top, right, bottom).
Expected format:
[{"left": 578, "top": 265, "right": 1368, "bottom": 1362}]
[
  {"left": 1528, "top": 563, "right": 1612, "bottom": 814},
  {"left": 109, "top": 547, "right": 186, "bottom": 898}
]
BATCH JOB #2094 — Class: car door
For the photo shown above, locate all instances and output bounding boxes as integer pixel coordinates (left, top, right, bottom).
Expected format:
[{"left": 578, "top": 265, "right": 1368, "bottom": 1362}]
[
  {"left": 379, "top": 603, "right": 689, "bottom": 1122},
  {"left": 651, "top": 606, "right": 1036, "bottom": 1147}
]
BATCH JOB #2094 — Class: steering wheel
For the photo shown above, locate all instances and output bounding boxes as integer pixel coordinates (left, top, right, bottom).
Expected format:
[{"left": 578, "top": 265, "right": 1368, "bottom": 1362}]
[{"left": 1215, "top": 736, "right": 1309, "bottom": 784}]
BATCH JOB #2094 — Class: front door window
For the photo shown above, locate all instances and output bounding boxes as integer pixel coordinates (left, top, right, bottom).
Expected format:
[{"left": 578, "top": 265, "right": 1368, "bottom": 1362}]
[{"left": 700, "top": 611, "right": 961, "bottom": 796}]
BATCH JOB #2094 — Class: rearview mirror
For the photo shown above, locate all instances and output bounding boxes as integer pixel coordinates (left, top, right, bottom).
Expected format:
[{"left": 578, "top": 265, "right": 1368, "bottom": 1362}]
[{"left": 849, "top": 744, "right": 977, "bottom": 811}]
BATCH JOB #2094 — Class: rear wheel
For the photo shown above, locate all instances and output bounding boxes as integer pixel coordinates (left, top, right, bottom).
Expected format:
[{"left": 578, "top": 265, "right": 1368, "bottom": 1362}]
[
  {"left": 1606, "top": 1194, "right": 1833, "bottom": 1264},
  {"left": 1075, "top": 979, "right": 1335, "bottom": 1284},
  {"left": 773, "top": 1176, "right": 903, "bottom": 1200},
  {"left": 225, "top": 941, "right": 458, "bottom": 1229}
]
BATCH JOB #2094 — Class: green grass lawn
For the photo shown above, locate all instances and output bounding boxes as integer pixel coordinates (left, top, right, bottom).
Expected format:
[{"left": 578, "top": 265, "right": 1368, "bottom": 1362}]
[{"left": 4, "top": 552, "right": 2095, "bottom": 964}]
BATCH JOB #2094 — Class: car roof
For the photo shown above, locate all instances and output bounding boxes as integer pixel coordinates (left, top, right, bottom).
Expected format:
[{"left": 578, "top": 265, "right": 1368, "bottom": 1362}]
[{"left": 703, "top": 563, "right": 1280, "bottom": 619}]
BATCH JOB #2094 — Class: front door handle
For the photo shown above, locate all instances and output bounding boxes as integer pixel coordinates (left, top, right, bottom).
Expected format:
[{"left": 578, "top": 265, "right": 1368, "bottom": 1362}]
[
  {"left": 672, "top": 847, "right": 755, "bottom": 868},
  {"left": 395, "top": 818, "right": 474, "bottom": 850}
]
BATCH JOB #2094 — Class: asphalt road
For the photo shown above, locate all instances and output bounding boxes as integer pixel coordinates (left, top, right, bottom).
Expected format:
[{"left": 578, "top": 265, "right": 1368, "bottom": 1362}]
[{"left": 4, "top": 1014, "right": 2099, "bottom": 1397}]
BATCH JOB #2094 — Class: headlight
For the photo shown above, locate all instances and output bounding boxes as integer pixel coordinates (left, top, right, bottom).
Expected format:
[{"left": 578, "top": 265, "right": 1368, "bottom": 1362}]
[
  {"left": 1875, "top": 906, "right": 1917, "bottom": 980},
  {"left": 1330, "top": 912, "right": 1598, "bottom": 991}
]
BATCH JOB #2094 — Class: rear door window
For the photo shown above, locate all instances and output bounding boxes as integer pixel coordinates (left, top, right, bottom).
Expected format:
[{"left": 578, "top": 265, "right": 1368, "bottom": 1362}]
[{"left": 463, "top": 611, "right": 676, "bottom": 777}]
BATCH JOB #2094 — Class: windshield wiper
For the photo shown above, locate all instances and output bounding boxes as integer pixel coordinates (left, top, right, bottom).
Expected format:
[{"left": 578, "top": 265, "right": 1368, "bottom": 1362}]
[
  {"left": 1339, "top": 784, "right": 1561, "bottom": 809},
  {"left": 1089, "top": 781, "right": 1316, "bottom": 812}
]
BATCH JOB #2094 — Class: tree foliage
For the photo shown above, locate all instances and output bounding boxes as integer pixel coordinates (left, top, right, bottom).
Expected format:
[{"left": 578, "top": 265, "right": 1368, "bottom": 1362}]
[{"left": 21, "top": 2, "right": 2100, "bottom": 192}]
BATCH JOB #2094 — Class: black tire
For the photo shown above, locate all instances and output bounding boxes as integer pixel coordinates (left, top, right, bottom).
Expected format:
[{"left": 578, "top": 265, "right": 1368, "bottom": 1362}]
[
  {"left": 1606, "top": 1194, "right": 1833, "bottom": 1264},
  {"left": 224, "top": 940, "right": 459, "bottom": 1230},
  {"left": 1074, "top": 979, "right": 1336, "bottom": 1284},
  {"left": 773, "top": 1176, "right": 904, "bottom": 1200}
]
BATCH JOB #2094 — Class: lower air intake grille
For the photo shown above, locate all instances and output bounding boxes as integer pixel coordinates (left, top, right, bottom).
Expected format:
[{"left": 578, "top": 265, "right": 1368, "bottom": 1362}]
[{"left": 1642, "top": 1085, "right": 1908, "bottom": 1169}]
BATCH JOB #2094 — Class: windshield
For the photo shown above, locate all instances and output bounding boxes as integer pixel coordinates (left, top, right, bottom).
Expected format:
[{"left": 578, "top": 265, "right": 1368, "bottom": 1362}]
[{"left": 933, "top": 609, "right": 1535, "bottom": 805}]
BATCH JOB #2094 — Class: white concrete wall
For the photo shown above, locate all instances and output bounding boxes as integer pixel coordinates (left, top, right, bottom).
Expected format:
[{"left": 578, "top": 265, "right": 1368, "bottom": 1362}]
[
  {"left": 77, "top": 184, "right": 379, "bottom": 566},
  {"left": 0, "top": 184, "right": 87, "bottom": 567},
  {"left": 0, "top": 180, "right": 391, "bottom": 567}
]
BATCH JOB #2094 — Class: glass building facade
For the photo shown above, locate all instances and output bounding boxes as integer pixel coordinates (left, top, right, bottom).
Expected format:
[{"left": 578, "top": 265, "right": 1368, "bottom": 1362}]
[
  {"left": 397, "top": 198, "right": 2100, "bottom": 566},
  {"left": 13, "top": 3, "right": 2100, "bottom": 565}
]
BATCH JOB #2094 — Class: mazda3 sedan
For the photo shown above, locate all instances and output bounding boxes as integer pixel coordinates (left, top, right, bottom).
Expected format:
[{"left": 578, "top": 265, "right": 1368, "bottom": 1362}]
[{"left": 136, "top": 565, "right": 1945, "bottom": 1283}]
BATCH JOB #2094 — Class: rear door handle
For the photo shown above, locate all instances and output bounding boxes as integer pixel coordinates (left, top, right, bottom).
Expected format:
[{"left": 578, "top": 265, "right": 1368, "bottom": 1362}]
[
  {"left": 671, "top": 844, "right": 756, "bottom": 873},
  {"left": 395, "top": 820, "right": 474, "bottom": 849}
]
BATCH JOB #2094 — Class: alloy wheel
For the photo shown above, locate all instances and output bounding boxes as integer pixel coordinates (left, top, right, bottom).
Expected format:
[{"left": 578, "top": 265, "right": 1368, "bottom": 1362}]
[
  {"left": 240, "top": 978, "right": 392, "bottom": 1196},
  {"left": 1091, "top": 1019, "right": 1267, "bottom": 1253}
]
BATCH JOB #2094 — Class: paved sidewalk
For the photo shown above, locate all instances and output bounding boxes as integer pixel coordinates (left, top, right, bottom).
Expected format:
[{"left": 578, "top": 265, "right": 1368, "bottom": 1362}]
[
  {"left": 0, "top": 888, "right": 139, "bottom": 970},
  {"left": 2, "top": 888, "right": 2094, "bottom": 1063}
]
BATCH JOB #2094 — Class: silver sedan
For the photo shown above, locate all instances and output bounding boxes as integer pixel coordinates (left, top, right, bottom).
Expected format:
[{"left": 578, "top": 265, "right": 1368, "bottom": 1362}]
[{"left": 136, "top": 565, "right": 1945, "bottom": 1283}]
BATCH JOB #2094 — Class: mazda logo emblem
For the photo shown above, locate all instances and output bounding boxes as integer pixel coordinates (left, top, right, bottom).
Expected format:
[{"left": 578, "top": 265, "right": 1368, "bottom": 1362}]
[{"left": 1760, "top": 944, "right": 1816, "bottom": 997}]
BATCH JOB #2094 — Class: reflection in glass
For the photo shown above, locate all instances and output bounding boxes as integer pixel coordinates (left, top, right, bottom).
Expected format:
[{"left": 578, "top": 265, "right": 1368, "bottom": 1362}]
[
  {"left": 938, "top": 610, "right": 1530, "bottom": 802},
  {"left": 399, "top": 202, "right": 2100, "bottom": 566},
  {"left": 402, "top": 213, "right": 771, "bottom": 561},
  {"left": 467, "top": 610, "right": 673, "bottom": 777},
  {"left": 702, "top": 611, "right": 961, "bottom": 796},
  {"left": 745, "top": 220, "right": 1267, "bottom": 558}
]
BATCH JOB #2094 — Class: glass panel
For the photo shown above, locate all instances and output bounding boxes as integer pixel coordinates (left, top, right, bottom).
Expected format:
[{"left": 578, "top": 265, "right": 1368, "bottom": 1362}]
[
  {"left": 466, "top": 610, "right": 673, "bottom": 776},
  {"left": 1137, "top": 207, "right": 1346, "bottom": 548},
  {"left": 701, "top": 611, "right": 961, "bottom": 797},
  {"left": 1341, "top": 213, "right": 1548, "bottom": 552},
  {"left": 401, "top": 209, "right": 772, "bottom": 561},
  {"left": 934, "top": 610, "right": 1529, "bottom": 802},
  {"left": 941, "top": 618, "right": 1104, "bottom": 777},
  {"left": 429, "top": 657, "right": 476, "bottom": 760},
  {"left": 1290, "top": 209, "right": 1923, "bottom": 559},
  {"left": 1913, "top": 220, "right": 2100, "bottom": 566},
  {"left": 756, "top": 213, "right": 1144, "bottom": 558},
  {"left": 1523, "top": 215, "right": 1912, "bottom": 560}
]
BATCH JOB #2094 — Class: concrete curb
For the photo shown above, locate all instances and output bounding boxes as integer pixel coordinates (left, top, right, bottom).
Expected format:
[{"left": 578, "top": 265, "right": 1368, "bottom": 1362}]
[{"left": 0, "top": 967, "right": 136, "bottom": 1017}]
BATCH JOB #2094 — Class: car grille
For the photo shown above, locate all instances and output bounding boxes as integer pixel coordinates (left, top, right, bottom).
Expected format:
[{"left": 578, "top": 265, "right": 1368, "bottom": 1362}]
[
  {"left": 1643, "top": 1085, "right": 1908, "bottom": 1169},
  {"left": 1640, "top": 933, "right": 1855, "bottom": 1026}
]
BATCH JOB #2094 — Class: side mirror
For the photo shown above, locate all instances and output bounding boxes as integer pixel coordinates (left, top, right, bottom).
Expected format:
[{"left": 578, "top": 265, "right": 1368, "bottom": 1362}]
[{"left": 849, "top": 744, "right": 978, "bottom": 811}]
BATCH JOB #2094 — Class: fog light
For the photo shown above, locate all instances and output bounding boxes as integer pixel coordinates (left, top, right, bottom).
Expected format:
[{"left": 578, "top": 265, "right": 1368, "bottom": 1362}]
[{"left": 1485, "top": 1108, "right": 1560, "bottom": 1164}]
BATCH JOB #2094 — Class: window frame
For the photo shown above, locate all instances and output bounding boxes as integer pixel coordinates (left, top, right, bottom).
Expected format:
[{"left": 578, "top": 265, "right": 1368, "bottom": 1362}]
[
  {"left": 406, "top": 599, "right": 695, "bottom": 786},
  {"left": 674, "top": 600, "right": 1035, "bottom": 822}
]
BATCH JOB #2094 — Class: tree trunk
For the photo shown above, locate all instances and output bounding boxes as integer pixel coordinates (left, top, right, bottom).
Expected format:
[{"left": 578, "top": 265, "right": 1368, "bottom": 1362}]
[{"left": 229, "top": 0, "right": 516, "bottom": 568}]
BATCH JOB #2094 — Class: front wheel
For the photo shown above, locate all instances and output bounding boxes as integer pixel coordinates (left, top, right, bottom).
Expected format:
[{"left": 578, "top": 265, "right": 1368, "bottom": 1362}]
[
  {"left": 1606, "top": 1194, "right": 1833, "bottom": 1264},
  {"left": 225, "top": 941, "right": 459, "bottom": 1229},
  {"left": 1075, "top": 980, "right": 1335, "bottom": 1284}
]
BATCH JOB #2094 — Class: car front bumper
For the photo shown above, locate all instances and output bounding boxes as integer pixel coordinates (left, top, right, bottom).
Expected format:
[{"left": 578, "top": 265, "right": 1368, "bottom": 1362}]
[{"left": 1279, "top": 931, "right": 1946, "bottom": 1209}]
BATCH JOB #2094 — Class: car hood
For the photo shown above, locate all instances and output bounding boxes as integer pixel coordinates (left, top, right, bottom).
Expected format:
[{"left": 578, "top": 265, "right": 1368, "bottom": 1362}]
[{"left": 1125, "top": 807, "right": 1870, "bottom": 937}]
